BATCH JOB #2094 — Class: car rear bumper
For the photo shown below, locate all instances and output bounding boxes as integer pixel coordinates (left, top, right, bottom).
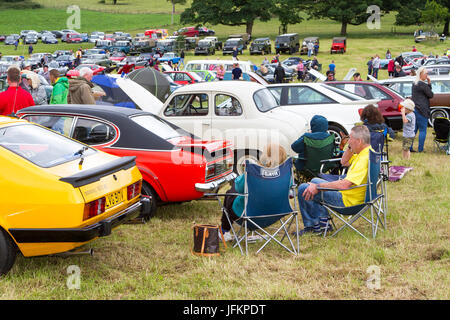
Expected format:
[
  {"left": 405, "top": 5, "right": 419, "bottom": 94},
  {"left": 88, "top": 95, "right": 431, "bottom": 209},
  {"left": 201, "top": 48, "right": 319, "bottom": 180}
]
[
  {"left": 8, "top": 198, "right": 150, "bottom": 243},
  {"left": 195, "top": 172, "right": 237, "bottom": 193}
]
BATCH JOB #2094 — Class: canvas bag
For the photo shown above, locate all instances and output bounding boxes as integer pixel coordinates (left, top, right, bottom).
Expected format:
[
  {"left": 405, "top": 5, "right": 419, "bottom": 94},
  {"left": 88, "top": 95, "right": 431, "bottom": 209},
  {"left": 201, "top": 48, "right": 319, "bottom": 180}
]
[{"left": 192, "top": 224, "right": 227, "bottom": 257}]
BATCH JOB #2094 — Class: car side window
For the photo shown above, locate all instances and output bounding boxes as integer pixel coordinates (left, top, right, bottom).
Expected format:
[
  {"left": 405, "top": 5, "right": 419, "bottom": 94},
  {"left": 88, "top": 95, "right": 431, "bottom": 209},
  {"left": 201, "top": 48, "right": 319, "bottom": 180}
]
[
  {"left": 182, "top": 73, "right": 192, "bottom": 82},
  {"left": 22, "top": 115, "right": 74, "bottom": 137},
  {"left": 288, "top": 87, "right": 334, "bottom": 104},
  {"left": 164, "top": 94, "right": 209, "bottom": 117},
  {"left": 366, "top": 86, "right": 391, "bottom": 100},
  {"left": 431, "top": 80, "right": 450, "bottom": 93},
  {"left": 400, "top": 83, "right": 413, "bottom": 97},
  {"left": 72, "top": 118, "right": 116, "bottom": 145},
  {"left": 215, "top": 94, "right": 243, "bottom": 116}
]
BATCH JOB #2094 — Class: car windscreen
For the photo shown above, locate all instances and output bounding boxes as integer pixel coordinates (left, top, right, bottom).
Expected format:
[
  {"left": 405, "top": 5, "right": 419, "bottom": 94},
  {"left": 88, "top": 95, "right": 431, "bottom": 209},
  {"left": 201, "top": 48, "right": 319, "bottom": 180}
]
[
  {"left": 320, "top": 84, "right": 362, "bottom": 101},
  {"left": 198, "top": 42, "right": 210, "bottom": 47},
  {"left": 253, "top": 88, "right": 279, "bottom": 112},
  {"left": 190, "top": 72, "right": 203, "bottom": 81},
  {"left": 0, "top": 124, "right": 96, "bottom": 168},
  {"left": 225, "top": 40, "right": 239, "bottom": 46},
  {"left": 130, "top": 115, "right": 184, "bottom": 140}
]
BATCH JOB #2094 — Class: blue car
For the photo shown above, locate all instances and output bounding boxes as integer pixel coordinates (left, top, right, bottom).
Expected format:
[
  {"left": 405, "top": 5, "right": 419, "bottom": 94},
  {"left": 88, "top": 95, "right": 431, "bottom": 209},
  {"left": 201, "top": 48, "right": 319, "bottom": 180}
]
[{"left": 158, "top": 52, "right": 181, "bottom": 65}]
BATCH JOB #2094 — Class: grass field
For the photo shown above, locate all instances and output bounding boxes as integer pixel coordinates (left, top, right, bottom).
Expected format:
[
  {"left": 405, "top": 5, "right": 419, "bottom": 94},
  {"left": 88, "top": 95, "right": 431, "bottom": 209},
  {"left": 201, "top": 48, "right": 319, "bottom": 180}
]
[{"left": 0, "top": 5, "right": 449, "bottom": 300}]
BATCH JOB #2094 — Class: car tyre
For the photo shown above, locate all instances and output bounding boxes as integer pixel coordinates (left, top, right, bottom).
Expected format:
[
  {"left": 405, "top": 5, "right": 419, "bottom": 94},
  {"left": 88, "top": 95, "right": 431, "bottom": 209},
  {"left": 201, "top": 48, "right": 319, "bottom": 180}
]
[
  {"left": 0, "top": 228, "right": 17, "bottom": 276},
  {"left": 429, "top": 109, "right": 449, "bottom": 126},
  {"left": 328, "top": 124, "right": 346, "bottom": 148},
  {"left": 141, "top": 182, "right": 158, "bottom": 221},
  {"left": 234, "top": 150, "right": 260, "bottom": 175}
]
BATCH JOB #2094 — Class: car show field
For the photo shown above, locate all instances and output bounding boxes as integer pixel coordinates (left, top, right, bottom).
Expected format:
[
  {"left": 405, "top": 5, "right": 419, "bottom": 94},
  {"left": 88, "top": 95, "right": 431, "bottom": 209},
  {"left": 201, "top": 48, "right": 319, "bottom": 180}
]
[{"left": 0, "top": 1, "right": 449, "bottom": 302}]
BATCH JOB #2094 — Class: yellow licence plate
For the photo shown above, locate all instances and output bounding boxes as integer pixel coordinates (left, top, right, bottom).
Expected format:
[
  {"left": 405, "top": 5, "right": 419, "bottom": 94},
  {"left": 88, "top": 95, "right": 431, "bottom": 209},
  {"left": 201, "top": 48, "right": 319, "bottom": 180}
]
[{"left": 105, "top": 190, "right": 124, "bottom": 209}]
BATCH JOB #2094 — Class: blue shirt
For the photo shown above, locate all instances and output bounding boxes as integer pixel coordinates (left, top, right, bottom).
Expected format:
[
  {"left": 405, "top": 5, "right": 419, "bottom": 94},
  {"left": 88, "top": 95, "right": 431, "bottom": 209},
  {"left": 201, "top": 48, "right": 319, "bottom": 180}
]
[{"left": 329, "top": 63, "right": 336, "bottom": 72}]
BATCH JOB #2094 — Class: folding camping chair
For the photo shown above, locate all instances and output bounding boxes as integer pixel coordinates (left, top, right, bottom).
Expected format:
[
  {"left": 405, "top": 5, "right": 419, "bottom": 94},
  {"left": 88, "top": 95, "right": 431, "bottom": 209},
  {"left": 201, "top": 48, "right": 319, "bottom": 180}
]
[
  {"left": 432, "top": 117, "right": 450, "bottom": 154},
  {"left": 295, "top": 135, "right": 340, "bottom": 183},
  {"left": 207, "top": 159, "right": 299, "bottom": 255},
  {"left": 317, "top": 149, "right": 386, "bottom": 240}
]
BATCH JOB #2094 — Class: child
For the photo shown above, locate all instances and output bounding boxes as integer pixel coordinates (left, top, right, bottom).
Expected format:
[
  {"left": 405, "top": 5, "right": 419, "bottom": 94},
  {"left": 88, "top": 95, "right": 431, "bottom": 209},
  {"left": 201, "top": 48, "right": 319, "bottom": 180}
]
[{"left": 401, "top": 99, "right": 416, "bottom": 159}]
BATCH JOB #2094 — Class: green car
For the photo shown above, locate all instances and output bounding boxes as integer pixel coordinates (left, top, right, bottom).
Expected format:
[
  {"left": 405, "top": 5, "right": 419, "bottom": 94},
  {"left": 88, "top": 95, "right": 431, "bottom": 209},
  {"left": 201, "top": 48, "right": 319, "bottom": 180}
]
[{"left": 190, "top": 70, "right": 216, "bottom": 82}]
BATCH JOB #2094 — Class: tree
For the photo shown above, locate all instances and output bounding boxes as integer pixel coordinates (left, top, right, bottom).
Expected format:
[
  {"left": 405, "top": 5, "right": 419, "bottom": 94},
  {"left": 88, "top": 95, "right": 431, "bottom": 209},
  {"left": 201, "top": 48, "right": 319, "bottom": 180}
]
[
  {"left": 305, "top": 0, "right": 386, "bottom": 36},
  {"left": 180, "top": 0, "right": 274, "bottom": 36},
  {"left": 167, "top": 0, "right": 187, "bottom": 25},
  {"left": 272, "top": 0, "right": 305, "bottom": 34},
  {"left": 420, "top": 0, "right": 449, "bottom": 32}
]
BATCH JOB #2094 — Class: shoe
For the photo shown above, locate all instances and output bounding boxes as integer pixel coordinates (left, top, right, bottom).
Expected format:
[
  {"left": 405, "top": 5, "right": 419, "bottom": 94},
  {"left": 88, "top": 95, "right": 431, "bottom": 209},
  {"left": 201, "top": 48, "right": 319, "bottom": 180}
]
[
  {"left": 292, "top": 226, "right": 322, "bottom": 236},
  {"left": 319, "top": 218, "right": 333, "bottom": 234},
  {"left": 410, "top": 149, "right": 417, "bottom": 153},
  {"left": 219, "top": 231, "right": 234, "bottom": 242}
]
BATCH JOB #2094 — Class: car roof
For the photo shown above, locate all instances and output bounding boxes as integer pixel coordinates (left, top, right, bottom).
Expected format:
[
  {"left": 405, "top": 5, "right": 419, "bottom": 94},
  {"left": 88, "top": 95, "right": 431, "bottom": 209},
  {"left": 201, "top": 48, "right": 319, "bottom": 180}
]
[{"left": 378, "top": 75, "right": 450, "bottom": 83}]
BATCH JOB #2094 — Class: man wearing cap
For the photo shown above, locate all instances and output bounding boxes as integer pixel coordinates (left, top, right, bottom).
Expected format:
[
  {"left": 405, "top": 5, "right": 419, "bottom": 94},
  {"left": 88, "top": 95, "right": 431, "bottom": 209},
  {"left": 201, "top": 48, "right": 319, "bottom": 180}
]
[
  {"left": 401, "top": 99, "right": 416, "bottom": 159},
  {"left": 0, "top": 66, "right": 34, "bottom": 116}
]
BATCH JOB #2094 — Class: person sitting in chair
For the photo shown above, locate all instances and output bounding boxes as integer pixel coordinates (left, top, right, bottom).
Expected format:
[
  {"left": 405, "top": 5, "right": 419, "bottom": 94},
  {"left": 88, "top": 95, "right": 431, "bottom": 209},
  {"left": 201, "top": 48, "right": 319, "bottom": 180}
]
[
  {"left": 296, "top": 125, "right": 372, "bottom": 236},
  {"left": 291, "top": 115, "right": 331, "bottom": 173},
  {"left": 220, "top": 144, "right": 288, "bottom": 241},
  {"left": 360, "top": 104, "right": 396, "bottom": 139}
]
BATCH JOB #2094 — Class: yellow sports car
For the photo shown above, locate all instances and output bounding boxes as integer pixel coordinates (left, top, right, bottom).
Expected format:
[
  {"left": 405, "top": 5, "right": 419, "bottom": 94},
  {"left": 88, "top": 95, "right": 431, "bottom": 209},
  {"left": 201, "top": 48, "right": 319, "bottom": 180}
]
[{"left": 0, "top": 116, "right": 151, "bottom": 275}]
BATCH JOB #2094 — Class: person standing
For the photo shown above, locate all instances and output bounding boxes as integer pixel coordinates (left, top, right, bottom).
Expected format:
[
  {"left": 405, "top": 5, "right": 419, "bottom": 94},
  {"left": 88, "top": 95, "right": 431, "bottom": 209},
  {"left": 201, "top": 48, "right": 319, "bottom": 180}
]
[
  {"left": 385, "top": 49, "right": 392, "bottom": 59},
  {"left": 0, "top": 66, "right": 34, "bottom": 116},
  {"left": 296, "top": 60, "right": 304, "bottom": 81},
  {"left": 28, "top": 44, "right": 33, "bottom": 56},
  {"left": 14, "top": 39, "right": 18, "bottom": 51},
  {"left": 180, "top": 49, "right": 185, "bottom": 67},
  {"left": 328, "top": 60, "right": 336, "bottom": 74},
  {"left": 372, "top": 55, "right": 380, "bottom": 79},
  {"left": 367, "top": 57, "right": 373, "bottom": 80},
  {"left": 274, "top": 62, "right": 285, "bottom": 83},
  {"left": 67, "top": 67, "right": 97, "bottom": 104},
  {"left": 400, "top": 99, "right": 416, "bottom": 159},
  {"left": 49, "top": 69, "right": 69, "bottom": 104},
  {"left": 387, "top": 59, "right": 395, "bottom": 78},
  {"left": 307, "top": 41, "right": 314, "bottom": 58},
  {"left": 314, "top": 41, "right": 319, "bottom": 55},
  {"left": 231, "top": 63, "right": 242, "bottom": 80},
  {"left": 410, "top": 67, "right": 433, "bottom": 153},
  {"left": 216, "top": 65, "right": 225, "bottom": 81},
  {"left": 232, "top": 47, "right": 239, "bottom": 61},
  {"left": 412, "top": 46, "right": 417, "bottom": 52}
]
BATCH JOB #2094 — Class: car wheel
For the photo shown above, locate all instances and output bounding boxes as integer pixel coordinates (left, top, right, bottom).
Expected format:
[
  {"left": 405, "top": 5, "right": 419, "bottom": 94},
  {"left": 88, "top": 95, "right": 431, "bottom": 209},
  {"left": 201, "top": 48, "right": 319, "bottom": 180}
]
[
  {"left": 141, "top": 182, "right": 158, "bottom": 221},
  {"left": 234, "top": 150, "right": 260, "bottom": 175},
  {"left": 327, "top": 124, "right": 346, "bottom": 149},
  {"left": 0, "top": 228, "right": 17, "bottom": 276},
  {"left": 429, "top": 109, "right": 449, "bottom": 126}
]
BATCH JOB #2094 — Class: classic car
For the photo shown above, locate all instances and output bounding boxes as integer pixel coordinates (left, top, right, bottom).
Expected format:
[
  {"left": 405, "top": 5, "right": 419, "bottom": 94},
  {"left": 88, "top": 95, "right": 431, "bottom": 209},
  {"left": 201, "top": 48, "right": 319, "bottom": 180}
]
[
  {"left": 50, "top": 30, "right": 64, "bottom": 38},
  {"left": 204, "top": 36, "right": 222, "bottom": 50},
  {"left": 184, "top": 59, "right": 257, "bottom": 74},
  {"left": 0, "top": 116, "right": 151, "bottom": 275},
  {"left": 330, "top": 37, "right": 346, "bottom": 54},
  {"left": 83, "top": 48, "right": 105, "bottom": 56},
  {"left": 198, "top": 27, "right": 215, "bottom": 36},
  {"left": 324, "top": 81, "right": 404, "bottom": 130},
  {"left": 109, "top": 41, "right": 132, "bottom": 54},
  {"left": 228, "top": 33, "right": 251, "bottom": 45},
  {"left": 249, "top": 37, "right": 272, "bottom": 55},
  {"left": 122, "top": 81, "right": 309, "bottom": 174},
  {"left": 195, "top": 40, "right": 216, "bottom": 56},
  {"left": 66, "top": 64, "right": 106, "bottom": 78},
  {"left": 275, "top": 33, "right": 299, "bottom": 54},
  {"left": 52, "top": 50, "right": 73, "bottom": 58},
  {"left": 66, "top": 33, "right": 83, "bottom": 44},
  {"left": 222, "top": 38, "right": 245, "bottom": 55},
  {"left": 18, "top": 105, "right": 235, "bottom": 215},
  {"left": 42, "top": 33, "right": 58, "bottom": 44},
  {"left": 378, "top": 75, "right": 450, "bottom": 125},
  {"left": 155, "top": 39, "right": 176, "bottom": 53},
  {"left": 81, "top": 54, "right": 115, "bottom": 68},
  {"left": 0, "top": 35, "right": 5, "bottom": 42},
  {"left": 190, "top": 70, "right": 216, "bottom": 82},
  {"left": 422, "top": 57, "right": 450, "bottom": 66},
  {"left": 414, "top": 31, "right": 439, "bottom": 43},
  {"left": 174, "top": 27, "right": 199, "bottom": 37},
  {"left": 60, "top": 29, "right": 78, "bottom": 42},
  {"left": 24, "top": 34, "right": 38, "bottom": 44},
  {"left": 4, "top": 35, "right": 19, "bottom": 45},
  {"left": 55, "top": 54, "right": 75, "bottom": 67},
  {"left": 266, "top": 83, "right": 378, "bottom": 144},
  {"left": 158, "top": 52, "right": 182, "bottom": 64},
  {"left": 109, "top": 51, "right": 127, "bottom": 63},
  {"left": 257, "top": 64, "right": 294, "bottom": 83},
  {"left": 164, "top": 71, "right": 203, "bottom": 85}
]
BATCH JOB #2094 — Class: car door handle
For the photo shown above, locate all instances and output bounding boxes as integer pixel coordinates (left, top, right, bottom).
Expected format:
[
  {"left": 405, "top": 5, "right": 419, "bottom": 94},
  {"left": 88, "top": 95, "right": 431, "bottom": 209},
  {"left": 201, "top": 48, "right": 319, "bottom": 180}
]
[{"left": 202, "top": 122, "right": 210, "bottom": 126}]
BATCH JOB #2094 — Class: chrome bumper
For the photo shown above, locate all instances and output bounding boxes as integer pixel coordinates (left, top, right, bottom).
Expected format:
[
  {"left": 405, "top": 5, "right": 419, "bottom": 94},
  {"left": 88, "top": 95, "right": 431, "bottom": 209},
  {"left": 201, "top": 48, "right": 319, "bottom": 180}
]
[{"left": 195, "top": 172, "right": 237, "bottom": 193}]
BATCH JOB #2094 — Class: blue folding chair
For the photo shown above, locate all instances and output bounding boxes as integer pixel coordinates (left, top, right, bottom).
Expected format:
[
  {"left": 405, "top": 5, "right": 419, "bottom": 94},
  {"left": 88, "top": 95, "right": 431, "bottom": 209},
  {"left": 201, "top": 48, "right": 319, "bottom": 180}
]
[
  {"left": 209, "top": 159, "right": 299, "bottom": 255},
  {"left": 317, "top": 149, "right": 386, "bottom": 240}
]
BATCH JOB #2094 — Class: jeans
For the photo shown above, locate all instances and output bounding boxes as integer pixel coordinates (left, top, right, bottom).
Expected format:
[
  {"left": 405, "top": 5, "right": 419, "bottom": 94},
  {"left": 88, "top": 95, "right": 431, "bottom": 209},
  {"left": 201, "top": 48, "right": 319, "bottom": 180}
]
[
  {"left": 411, "top": 110, "right": 428, "bottom": 152},
  {"left": 372, "top": 68, "right": 379, "bottom": 78},
  {"left": 297, "top": 178, "right": 344, "bottom": 228}
]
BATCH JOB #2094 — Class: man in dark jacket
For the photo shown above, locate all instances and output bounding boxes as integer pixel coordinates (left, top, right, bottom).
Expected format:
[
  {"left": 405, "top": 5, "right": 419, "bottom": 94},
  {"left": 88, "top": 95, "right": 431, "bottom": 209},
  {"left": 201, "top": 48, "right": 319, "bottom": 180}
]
[
  {"left": 410, "top": 67, "right": 434, "bottom": 152},
  {"left": 274, "top": 62, "right": 285, "bottom": 83},
  {"left": 394, "top": 64, "right": 406, "bottom": 77},
  {"left": 291, "top": 115, "right": 330, "bottom": 171}
]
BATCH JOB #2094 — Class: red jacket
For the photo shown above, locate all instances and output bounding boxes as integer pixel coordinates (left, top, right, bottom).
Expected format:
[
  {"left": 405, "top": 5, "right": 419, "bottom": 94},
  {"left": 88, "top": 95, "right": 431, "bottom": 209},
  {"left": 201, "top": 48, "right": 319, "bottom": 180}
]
[
  {"left": 387, "top": 59, "right": 395, "bottom": 72},
  {"left": 0, "top": 86, "right": 35, "bottom": 116}
]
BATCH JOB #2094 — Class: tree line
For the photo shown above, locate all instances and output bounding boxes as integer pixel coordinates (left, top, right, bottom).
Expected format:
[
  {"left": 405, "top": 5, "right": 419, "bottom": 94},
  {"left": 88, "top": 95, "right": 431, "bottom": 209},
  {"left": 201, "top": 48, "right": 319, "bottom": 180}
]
[{"left": 177, "top": 0, "right": 449, "bottom": 36}]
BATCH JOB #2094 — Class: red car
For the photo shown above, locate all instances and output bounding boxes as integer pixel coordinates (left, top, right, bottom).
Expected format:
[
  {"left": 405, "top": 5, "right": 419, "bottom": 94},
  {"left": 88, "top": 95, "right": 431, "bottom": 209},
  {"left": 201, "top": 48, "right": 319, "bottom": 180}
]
[
  {"left": 17, "top": 105, "right": 235, "bottom": 217},
  {"left": 330, "top": 37, "right": 346, "bottom": 54},
  {"left": 175, "top": 27, "right": 199, "bottom": 37},
  {"left": 66, "top": 33, "right": 83, "bottom": 43},
  {"left": 66, "top": 64, "right": 106, "bottom": 78},
  {"left": 109, "top": 51, "right": 127, "bottom": 63},
  {"left": 164, "top": 71, "right": 203, "bottom": 85},
  {"left": 325, "top": 81, "right": 403, "bottom": 130}
]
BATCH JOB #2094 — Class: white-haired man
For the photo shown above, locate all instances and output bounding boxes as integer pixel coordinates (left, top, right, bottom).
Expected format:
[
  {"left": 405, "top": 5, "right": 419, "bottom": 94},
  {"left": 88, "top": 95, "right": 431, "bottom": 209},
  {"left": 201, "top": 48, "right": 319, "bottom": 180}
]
[
  {"left": 296, "top": 125, "right": 372, "bottom": 236},
  {"left": 67, "top": 67, "right": 97, "bottom": 104}
]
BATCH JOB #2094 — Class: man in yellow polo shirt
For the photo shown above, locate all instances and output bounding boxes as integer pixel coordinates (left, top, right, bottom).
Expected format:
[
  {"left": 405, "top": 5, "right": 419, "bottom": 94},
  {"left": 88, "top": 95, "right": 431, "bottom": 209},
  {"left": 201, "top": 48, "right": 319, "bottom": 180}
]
[{"left": 296, "top": 125, "right": 372, "bottom": 235}]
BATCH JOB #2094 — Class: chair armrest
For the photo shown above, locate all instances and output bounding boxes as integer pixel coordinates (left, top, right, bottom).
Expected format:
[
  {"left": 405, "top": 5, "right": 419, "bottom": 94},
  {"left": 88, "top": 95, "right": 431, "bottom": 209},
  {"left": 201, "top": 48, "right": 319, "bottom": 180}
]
[
  {"left": 317, "top": 183, "right": 367, "bottom": 192},
  {"left": 320, "top": 158, "right": 342, "bottom": 164}
]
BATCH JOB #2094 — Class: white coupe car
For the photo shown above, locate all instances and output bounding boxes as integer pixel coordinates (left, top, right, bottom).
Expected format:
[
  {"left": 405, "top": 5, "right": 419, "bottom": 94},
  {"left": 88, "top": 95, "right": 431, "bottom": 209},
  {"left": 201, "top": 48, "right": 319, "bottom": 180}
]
[{"left": 118, "top": 79, "right": 309, "bottom": 174}]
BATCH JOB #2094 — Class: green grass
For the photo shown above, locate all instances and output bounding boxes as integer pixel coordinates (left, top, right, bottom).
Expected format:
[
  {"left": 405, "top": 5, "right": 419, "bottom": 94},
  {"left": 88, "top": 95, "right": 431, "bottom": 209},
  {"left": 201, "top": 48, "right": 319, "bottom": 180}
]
[{"left": 0, "top": 6, "right": 449, "bottom": 300}]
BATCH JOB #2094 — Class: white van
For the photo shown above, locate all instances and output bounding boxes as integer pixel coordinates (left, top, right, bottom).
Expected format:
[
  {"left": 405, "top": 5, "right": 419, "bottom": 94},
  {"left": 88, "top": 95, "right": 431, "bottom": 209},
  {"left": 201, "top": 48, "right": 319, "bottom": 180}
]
[{"left": 184, "top": 59, "right": 257, "bottom": 73}]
